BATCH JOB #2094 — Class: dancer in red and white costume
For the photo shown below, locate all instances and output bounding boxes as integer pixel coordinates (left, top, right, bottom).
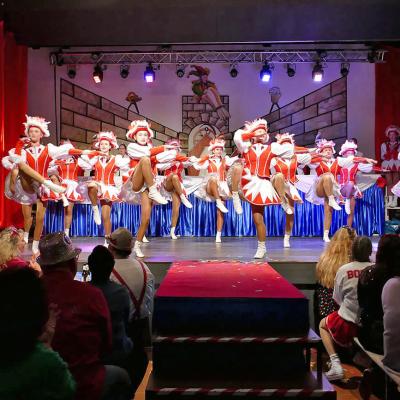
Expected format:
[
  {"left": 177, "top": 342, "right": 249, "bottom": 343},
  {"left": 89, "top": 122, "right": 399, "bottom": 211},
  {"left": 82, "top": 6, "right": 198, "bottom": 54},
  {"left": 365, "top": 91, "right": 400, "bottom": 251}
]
[
  {"left": 123, "top": 120, "right": 178, "bottom": 257},
  {"left": 2, "top": 115, "right": 91, "bottom": 253},
  {"left": 381, "top": 125, "right": 400, "bottom": 207},
  {"left": 338, "top": 140, "right": 377, "bottom": 227},
  {"left": 270, "top": 133, "right": 323, "bottom": 248},
  {"left": 79, "top": 131, "right": 129, "bottom": 243},
  {"left": 306, "top": 139, "right": 344, "bottom": 242},
  {"left": 391, "top": 152, "right": 400, "bottom": 198},
  {"left": 234, "top": 119, "right": 293, "bottom": 258},
  {"left": 48, "top": 140, "right": 100, "bottom": 237},
  {"left": 193, "top": 137, "right": 238, "bottom": 243},
  {"left": 157, "top": 138, "right": 198, "bottom": 240},
  {"left": 304, "top": 139, "right": 377, "bottom": 241}
]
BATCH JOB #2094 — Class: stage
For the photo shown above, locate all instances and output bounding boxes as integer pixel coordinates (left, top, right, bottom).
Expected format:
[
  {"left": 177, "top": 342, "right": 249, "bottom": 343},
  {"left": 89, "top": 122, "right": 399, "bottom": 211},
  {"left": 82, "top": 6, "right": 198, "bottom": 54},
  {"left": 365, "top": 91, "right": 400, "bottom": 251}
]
[
  {"left": 24, "top": 235, "right": 379, "bottom": 287},
  {"left": 23, "top": 235, "right": 378, "bottom": 327}
]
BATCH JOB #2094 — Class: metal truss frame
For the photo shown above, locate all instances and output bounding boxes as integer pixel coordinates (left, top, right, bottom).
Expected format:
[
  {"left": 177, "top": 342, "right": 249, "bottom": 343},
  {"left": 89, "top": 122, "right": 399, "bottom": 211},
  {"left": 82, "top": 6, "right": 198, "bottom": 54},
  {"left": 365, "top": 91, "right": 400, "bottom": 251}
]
[{"left": 52, "top": 49, "right": 386, "bottom": 66}]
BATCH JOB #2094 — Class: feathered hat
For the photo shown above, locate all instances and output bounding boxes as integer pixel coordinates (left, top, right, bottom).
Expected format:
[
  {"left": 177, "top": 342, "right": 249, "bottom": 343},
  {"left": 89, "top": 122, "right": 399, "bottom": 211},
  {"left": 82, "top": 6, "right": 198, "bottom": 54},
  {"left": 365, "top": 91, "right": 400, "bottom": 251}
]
[
  {"left": 93, "top": 131, "right": 118, "bottom": 149},
  {"left": 23, "top": 115, "right": 51, "bottom": 137},
  {"left": 126, "top": 120, "right": 154, "bottom": 140},
  {"left": 275, "top": 132, "right": 295, "bottom": 145},
  {"left": 339, "top": 140, "right": 358, "bottom": 156},
  {"left": 385, "top": 125, "right": 400, "bottom": 137},
  {"left": 316, "top": 139, "right": 336, "bottom": 154},
  {"left": 243, "top": 118, "right": 268, "bottom": 135},
  {"left": 208, "top": 137, "right": 225, "bottom": 152},
  {"left": 166, "top": 138, "right": 181, "bottom": 149}
]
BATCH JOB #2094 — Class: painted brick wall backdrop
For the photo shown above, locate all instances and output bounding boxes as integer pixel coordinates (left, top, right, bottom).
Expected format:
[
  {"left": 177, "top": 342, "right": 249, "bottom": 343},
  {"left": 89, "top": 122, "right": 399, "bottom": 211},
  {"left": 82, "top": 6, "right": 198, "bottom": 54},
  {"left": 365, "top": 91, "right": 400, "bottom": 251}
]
[
  {"left": 260, "top": 77, "right": 347, "bottom": 147},
  {"left": 60, "top": 79, "right": 183, "bottom": 151},
  {"left": 29, "top": 49, "right": 375, "bottom": 157},
  {"left": 60, "top": 77, "right": 346, "bottom": 155}
]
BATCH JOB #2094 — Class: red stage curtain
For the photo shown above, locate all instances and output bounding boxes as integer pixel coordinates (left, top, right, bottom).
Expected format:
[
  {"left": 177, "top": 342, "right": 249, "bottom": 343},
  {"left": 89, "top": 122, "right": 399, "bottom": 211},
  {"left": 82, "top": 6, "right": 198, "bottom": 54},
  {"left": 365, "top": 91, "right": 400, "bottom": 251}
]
[
  {"left": 375, "top": 46, "right": 400, "bottom": 159},
  {"left": 0, "top": 21, "right": 28, "bottom": 228}
]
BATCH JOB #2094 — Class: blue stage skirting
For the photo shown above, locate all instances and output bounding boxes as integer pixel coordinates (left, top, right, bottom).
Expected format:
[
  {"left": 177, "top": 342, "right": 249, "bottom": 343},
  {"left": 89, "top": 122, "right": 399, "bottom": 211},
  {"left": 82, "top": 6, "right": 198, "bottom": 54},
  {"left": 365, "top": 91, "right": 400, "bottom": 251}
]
[{"left": 44, "top": 183, "right": 384, "bottom": 237}]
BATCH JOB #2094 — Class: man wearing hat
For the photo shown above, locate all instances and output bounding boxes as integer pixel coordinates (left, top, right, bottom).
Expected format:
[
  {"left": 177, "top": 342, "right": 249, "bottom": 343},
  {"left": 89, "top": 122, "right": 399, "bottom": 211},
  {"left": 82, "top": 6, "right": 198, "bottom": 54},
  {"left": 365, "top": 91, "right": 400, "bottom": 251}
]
[
  {"left": 39, "top": 232, "right": 131, "bottom": 400},
  {"left": 106, "top": 227, "right": 154, "bottom": 392}
]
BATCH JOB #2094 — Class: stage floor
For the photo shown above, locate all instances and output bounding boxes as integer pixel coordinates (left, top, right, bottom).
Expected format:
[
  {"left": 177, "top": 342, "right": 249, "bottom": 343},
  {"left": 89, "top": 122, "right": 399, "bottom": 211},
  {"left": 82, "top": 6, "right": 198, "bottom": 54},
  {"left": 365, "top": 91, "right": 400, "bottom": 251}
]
[
  {"left": 24, "top": 235, "right": 379, "bottom": 328},
  {"left": 24, "top": 236, "right": 379, "bottom": 265}
]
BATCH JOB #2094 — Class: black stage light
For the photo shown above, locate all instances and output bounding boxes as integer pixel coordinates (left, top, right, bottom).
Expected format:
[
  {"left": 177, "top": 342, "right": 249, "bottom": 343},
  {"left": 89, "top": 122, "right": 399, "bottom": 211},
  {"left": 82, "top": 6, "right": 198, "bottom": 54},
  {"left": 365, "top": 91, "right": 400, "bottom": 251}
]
[
  {"left": 340, "top": 63, "right": 350, "bottom": 77},
  {"left": 286, "top": 63, "right": 296, "bottom": 77},
  {"left": 312, "top": 62, "right": 324, "bottom": 82},
  {"left": 67, "top": 65, "right": 76, "bottom": 79},
  {"left": 93, "top": 64, "right": 103, "bottom": 83},
  {"left": 176, "top": 64, "right": 185, "bottom": 78},
  {"left": 120, "top": 65, "right": 130, "bottom": 79},
  {"left": 260, "top": 62, "right": 272, "bottom": 82},
  {"left": 144, "top": 63, "right": 155, "bottom": 83},
  {"left": 230, "top": 64, "right": 238, "bottom": 78}
]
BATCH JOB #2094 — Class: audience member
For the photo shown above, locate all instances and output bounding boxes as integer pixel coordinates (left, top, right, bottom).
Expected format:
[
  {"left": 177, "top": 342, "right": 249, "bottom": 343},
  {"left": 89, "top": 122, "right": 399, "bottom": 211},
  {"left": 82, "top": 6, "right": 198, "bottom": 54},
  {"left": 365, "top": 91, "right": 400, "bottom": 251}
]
[
  {"left": 39, "top": 232, "right": 131, "bottom": 400},
  {"left": 358, "top": 234, "right": 400, "bottom": 355},
  {"left": 0, "top": 226, "right": 28, "bottom": 268},
  {"left": 315, "top": 226, "right": 357, "bottom": 322},
  {"left": 319, "top": 236, "right": 373, "bottom": 381},
  {"left": 88, "top": 246, "right": 134, "bottom": 374},
  {"left": 106, "top": 227, "right": 155, "bottom": 391},
  {"left": 0, "top": 267, "right": 76, "bottom": 400},
  {"left": 382, "top": 276, "right": 400, "bottom": 372},
  {"left": 0, "top": 226, "right": 43, "bottom": 275}
]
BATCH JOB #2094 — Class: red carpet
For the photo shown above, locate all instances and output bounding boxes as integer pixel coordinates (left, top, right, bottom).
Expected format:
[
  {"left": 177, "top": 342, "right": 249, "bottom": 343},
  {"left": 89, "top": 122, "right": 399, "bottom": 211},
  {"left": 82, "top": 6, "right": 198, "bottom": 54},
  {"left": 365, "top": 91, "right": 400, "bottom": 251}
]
[
  {"left": 154, "top": 260, "right": 309, "bottom": 336},
  {"left": 156, "top": 260, "right": 305, "bottom": 299}
]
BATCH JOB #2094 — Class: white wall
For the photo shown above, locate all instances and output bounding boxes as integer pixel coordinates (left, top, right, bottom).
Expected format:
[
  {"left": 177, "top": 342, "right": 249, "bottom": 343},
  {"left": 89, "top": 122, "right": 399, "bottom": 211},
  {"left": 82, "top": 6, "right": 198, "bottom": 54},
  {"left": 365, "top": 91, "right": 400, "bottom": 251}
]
[{"left": 27, "top": 48, "right": 376, "bottom": 156}]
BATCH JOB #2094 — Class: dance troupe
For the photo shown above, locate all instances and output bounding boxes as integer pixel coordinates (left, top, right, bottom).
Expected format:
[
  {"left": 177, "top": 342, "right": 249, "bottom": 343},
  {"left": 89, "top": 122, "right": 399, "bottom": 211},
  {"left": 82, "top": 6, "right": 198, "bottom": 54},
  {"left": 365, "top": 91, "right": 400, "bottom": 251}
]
[{"left": 4, "top": 115, "right": 394, "bottom": 259}]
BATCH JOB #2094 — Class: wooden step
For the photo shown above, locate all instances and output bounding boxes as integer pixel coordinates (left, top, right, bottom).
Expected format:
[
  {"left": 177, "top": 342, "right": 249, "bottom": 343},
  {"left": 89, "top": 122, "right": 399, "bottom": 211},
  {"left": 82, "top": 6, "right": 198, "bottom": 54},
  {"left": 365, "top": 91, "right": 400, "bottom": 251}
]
[{"left": 146, "top": 371, "right": 336, "bottom": 399}]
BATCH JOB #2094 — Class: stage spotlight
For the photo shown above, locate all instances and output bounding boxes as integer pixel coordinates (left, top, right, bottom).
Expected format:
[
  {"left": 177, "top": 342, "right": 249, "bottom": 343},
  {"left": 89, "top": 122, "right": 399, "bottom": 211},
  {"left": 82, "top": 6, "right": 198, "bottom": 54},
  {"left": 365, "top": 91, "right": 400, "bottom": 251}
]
[
  {"left": 144, "top": 63, "right": 155, "bottom": 83},
  {"left": 120, "top": 65, "right": 130, "bottom": 79},
  {"left": 260, "top": 62, "right": 272, "bottom": 82},
  {"left": 340, "top": 62, "right": 350, "bottom": 77},
  {"left": 312, "top": 62, "right": 324, "bottom": 82},
  {"left": 67, "top": 65, "right": 76, "bottom": 79},
  {"left": 229, "top": 64, "right": 238, "bottom": 78},
  {"left": 176, "top": 64, "right": 185, "bottom": 78},
  {"left": 286, "top": 63, "right": 296, "bottom": 77},
  {"left": 93, "top": 64, "right": 103, "bottom": 83}
]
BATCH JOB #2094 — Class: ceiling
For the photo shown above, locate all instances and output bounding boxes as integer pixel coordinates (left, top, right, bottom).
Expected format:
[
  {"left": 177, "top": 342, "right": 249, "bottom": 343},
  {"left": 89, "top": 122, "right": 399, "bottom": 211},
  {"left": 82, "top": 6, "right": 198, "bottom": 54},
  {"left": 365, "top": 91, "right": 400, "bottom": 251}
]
[{"left": 2, "top": 0, "right": 400, "bottom": 48}]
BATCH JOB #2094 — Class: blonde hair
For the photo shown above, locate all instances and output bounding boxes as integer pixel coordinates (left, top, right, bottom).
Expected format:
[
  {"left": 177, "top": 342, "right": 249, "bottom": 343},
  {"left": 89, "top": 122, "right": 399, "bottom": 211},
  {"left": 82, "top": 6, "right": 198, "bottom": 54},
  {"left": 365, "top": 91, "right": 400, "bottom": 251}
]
[
  {"left": 0, "top": 228, "right": 24, "bottom": 267},
  {"left": 316, "top": 227, "right": 356, "bottom": 288}
]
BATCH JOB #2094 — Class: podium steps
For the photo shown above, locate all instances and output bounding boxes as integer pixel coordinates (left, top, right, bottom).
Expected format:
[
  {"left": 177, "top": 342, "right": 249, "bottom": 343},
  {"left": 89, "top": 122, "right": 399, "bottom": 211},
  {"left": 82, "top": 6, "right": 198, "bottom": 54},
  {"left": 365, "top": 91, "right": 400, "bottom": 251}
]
[{"left": 147, "top": 262, "right": 336, "bottom": 399}]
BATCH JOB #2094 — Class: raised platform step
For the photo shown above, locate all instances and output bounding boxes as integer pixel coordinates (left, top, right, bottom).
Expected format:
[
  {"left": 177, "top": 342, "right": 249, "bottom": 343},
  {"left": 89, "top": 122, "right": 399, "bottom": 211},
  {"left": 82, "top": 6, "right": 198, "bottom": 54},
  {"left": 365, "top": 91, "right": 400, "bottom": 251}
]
[
  {"left": 154, "top": 261, "right": 309, "bottom": 336},
  {"left": 152, "top": 330, "right": 322, "bottom": 378},
  {"left": 146, "top": 371, "right": 336, "bottom": 399}
]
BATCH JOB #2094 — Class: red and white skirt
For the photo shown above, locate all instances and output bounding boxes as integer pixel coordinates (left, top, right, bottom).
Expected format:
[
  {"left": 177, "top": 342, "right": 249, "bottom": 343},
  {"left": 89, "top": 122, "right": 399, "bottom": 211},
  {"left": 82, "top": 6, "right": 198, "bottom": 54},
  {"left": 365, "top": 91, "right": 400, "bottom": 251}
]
[
  {"left": 194, "top": 173, "right": 231, "bottom": 202},
  {"left": 240, "top": 168, "right": 280, "bottom": 206},
  {"left": 326, "top": 311, "right": 358, "bottom": 348},
  {"left": 4, "top": 173, "right": 39, "bottom": 205}
]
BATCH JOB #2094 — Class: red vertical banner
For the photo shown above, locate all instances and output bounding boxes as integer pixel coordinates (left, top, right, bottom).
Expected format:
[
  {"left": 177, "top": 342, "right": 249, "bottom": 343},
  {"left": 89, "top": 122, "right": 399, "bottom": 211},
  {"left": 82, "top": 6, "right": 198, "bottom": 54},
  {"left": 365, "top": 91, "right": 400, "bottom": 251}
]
[
  {"left": 0, "top": 21, "right": 28, "bottom": 228},
  {"left": 375, "top": 46, "right": 400, "bottom": 160}
]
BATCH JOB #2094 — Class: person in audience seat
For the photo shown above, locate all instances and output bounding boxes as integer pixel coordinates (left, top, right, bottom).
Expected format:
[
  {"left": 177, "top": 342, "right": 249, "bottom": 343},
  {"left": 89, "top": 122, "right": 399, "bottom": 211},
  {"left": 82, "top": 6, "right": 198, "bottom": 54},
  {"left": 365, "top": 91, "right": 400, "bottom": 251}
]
[
  {"left": 0, "top": 226, "right": 42, "bottom": 274},
  {"left": 0, "top": 267, "right": 76, "bottom": 400},
  {"left": 315, "top": 226, "right": 357, "bottom": 323},
  {"left": 382, "top": 273, "right": 400, "bottom": 373},
  {"left": 38, "top": 232, "right": 132, "bottom": 400},
  {"left": 89, "top": 245, "right": 137, "bottom": 395},
  {"left": 106, "top": 227, "right": 155, "bottom": 393},
  {"left": 319, "top": 236, "right": 373, "bottom": 381},
  {"left": 358, "top": 234, "right": 400, "bottom": 355}
]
